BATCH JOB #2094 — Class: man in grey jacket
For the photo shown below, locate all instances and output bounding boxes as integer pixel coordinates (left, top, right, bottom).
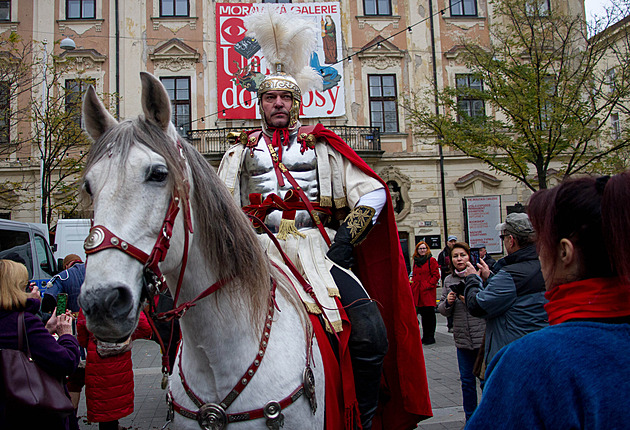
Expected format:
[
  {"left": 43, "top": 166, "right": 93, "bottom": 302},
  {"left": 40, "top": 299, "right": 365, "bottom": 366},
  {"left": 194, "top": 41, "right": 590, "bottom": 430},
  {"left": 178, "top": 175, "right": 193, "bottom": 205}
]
[{"left": 463, "top": 213, "right": 548, "bottom": 368}]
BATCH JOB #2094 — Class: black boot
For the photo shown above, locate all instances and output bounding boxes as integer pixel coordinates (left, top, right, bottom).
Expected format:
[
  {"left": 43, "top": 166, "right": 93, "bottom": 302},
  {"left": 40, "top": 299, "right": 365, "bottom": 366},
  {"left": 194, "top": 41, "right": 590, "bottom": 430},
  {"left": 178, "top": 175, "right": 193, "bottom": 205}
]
[{"left": 345, "top": 301, "right": 389, "bottom": 430}]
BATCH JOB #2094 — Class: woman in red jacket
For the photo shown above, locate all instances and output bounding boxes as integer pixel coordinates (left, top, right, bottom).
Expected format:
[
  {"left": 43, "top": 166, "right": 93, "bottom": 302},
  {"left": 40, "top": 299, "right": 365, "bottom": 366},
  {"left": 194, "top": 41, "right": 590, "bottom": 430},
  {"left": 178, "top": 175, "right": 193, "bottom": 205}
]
[
  {"left": 410, "top": 241, "right": 440, "bottom": 345},
  {"left": 77, "top": 309, "right": 152, "bottom": 430}
]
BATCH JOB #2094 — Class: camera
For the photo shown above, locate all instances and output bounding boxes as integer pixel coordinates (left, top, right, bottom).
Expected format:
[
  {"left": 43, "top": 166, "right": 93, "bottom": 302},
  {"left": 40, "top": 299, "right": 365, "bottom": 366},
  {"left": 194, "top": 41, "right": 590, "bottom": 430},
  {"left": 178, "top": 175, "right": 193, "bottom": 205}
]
[{"left": 450, "top": 281, "right": 466, "bottom": 296}]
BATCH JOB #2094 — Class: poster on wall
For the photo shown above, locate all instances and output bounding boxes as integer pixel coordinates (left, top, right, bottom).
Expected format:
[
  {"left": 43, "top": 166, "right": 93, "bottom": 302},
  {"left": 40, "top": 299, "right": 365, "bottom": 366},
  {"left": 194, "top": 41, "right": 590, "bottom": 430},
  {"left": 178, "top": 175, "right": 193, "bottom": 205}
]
[
  {"left": 216, "top": 2, "right": 345, "bottom": 120},
  {"left": 464, "top": 196, "right": 502, "bottom": 254}
]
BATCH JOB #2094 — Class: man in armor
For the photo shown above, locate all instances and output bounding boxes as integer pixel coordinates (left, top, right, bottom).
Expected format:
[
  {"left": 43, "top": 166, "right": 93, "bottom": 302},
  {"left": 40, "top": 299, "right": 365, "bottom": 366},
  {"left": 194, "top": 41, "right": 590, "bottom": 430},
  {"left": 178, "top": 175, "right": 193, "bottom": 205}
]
[{"left": 218, "top": 10, "right": 431, "bottom": 430}]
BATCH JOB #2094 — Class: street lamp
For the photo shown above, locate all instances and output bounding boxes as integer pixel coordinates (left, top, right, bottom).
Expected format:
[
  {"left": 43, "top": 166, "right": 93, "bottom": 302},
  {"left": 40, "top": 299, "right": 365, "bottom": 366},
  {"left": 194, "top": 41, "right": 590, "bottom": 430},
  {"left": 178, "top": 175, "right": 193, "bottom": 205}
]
[{"left": 60, "top": 37, "right": 76, "bottom": 51}]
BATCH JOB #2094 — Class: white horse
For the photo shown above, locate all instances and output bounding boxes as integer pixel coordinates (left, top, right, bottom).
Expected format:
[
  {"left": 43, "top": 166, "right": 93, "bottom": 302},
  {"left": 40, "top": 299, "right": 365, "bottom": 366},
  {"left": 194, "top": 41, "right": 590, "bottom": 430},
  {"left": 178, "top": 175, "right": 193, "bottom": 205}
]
[{"left": 78, "top": 72, "right": 325, "bottom": 429}]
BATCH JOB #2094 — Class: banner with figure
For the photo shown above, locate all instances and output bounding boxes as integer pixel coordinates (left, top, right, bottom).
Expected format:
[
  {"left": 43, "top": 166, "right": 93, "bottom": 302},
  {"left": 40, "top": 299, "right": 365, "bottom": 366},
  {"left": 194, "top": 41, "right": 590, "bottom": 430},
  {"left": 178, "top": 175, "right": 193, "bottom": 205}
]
[{"left": 216, "top": 2, "right": 345, "bottom": 120}]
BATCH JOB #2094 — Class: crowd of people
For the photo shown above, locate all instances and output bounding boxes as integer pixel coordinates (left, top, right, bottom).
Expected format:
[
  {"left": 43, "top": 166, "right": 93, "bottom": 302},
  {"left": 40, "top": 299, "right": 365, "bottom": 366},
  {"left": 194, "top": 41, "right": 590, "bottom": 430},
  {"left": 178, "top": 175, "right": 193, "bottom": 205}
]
[
  {"left": 413, "top": 171, "right": 630, "bottom": 428},
  {"left": 2, "top": 162, "right": 629, "bottom": 430},
  {"left": 3, "top": 144, "right": 629, "bottom": 430}
]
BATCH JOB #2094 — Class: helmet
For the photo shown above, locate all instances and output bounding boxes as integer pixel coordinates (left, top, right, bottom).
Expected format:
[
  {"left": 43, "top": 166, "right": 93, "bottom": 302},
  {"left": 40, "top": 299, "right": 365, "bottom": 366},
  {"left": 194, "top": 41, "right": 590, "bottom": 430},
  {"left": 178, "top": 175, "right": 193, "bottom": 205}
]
[
  {"left": 244, "top": 9, "right": 322, "bottom": 131},
  {"left": 258, "top": 69, "right": 301, "bottom": 130}
]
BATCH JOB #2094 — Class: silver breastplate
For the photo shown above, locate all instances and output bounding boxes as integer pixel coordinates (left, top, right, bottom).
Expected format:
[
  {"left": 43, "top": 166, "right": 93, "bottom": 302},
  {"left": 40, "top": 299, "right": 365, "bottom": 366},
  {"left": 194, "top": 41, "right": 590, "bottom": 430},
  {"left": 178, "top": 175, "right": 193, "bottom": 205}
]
[{"left": 240, "top": 134, "right": 319, "bottom": 231}]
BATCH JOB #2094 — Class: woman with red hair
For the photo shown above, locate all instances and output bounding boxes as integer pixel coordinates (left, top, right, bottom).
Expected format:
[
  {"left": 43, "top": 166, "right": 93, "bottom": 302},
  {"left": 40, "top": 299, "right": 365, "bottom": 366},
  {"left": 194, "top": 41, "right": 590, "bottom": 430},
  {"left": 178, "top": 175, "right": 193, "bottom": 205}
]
[
  {"left": 410, "top": 241, "right": 440, "bottom": 344},
  {"left": 467, "top": 172, "right": 630, "bottom": 428}
]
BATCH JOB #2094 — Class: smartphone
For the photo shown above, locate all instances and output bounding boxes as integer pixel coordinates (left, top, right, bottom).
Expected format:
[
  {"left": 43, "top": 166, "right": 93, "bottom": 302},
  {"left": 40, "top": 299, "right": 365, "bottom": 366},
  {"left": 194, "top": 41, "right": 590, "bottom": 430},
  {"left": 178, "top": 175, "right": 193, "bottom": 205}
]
[
  {"left": 470, "top": 248, "right": 480, "bottom": 266},
  {"left": 56, "top": 293, "right": 68, "bottom": 316}
]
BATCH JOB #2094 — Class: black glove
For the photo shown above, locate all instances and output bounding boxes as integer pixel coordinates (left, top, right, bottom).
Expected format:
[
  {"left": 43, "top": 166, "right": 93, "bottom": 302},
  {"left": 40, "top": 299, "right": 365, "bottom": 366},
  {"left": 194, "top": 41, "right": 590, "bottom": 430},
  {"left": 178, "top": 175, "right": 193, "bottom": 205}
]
[{"left": 326, "top": 206, "right": 376, "bottom": 269}]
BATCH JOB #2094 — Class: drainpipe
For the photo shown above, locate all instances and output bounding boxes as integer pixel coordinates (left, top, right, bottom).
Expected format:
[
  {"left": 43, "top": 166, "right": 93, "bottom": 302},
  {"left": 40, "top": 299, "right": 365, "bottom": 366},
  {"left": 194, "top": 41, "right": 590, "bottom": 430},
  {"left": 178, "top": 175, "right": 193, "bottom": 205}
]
[
  {"left": 115, "top": 0, "right": 120, "bottom": 119},
  {"left": 429, "top": 0, "right": 449, "bottom": 241}
]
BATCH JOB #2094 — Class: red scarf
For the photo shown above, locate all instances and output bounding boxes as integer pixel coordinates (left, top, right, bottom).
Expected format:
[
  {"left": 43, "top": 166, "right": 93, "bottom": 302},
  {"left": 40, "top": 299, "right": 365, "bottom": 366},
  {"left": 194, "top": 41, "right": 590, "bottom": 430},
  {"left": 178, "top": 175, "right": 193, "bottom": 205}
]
[{"left": 544, "top": 277, "right": 630, "bottom": 325}]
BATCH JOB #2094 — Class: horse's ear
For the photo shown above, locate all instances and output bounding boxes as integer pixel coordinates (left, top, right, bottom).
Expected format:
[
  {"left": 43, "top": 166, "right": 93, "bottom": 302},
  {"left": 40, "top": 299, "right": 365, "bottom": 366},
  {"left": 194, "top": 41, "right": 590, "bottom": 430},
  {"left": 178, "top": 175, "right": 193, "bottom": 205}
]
[
  {"left": 82, "top": 86, "right": 118, "bottom": 141},
  {"left": 140, "top": 72, "right": 172, "bottom": 132}
]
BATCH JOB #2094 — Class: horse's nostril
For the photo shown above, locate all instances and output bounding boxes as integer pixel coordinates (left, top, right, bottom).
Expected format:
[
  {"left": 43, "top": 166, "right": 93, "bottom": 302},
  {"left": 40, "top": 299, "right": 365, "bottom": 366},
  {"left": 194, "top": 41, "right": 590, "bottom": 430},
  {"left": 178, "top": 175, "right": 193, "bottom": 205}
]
[
  {"left": 105, "top": 286, "right": 134, "bottom": 319},
  {"left": 80, "top": 285, "right": 134, "bottom": 319}
]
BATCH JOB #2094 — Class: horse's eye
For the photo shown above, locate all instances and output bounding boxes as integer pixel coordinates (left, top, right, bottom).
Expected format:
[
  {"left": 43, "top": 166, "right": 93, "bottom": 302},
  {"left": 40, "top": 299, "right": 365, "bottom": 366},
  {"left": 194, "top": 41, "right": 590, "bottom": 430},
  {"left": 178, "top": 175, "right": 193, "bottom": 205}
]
[
  {"left": 147, "top": 165, "right": 168, "bottom": 183},
  {"left": 83, "top": 180, "right": 92, "bottom": 196}
]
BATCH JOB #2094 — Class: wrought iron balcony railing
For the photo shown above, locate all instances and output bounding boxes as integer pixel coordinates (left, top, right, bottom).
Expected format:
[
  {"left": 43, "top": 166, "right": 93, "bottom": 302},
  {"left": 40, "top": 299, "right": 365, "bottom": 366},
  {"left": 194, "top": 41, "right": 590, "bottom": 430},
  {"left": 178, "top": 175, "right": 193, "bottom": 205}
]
[{"left": 187, "top": 125, "right": 381, "bottom": 157}]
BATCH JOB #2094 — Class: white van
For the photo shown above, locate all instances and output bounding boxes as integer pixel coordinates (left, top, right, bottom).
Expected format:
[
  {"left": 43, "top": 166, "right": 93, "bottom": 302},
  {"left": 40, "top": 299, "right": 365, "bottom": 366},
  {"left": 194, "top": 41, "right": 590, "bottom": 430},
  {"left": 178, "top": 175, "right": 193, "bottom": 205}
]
[
  {"left": 54, "top": 219, "right": 91, "bottom": 266},
  {"left": 0, "top": 219, "right": 58, "bottom": 290}
]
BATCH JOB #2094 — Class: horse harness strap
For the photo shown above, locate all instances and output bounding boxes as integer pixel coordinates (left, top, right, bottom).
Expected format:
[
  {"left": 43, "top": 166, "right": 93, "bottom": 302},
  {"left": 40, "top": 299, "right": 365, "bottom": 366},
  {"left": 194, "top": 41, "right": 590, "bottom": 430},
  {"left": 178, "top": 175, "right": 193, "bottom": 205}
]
[
  {"left": 84, "top": 224, "right": 151, "bottom": 263},
  {"left": 167, "top": 280, "right": 317, "bottom": 429},
  {"left": 169, "top": 386, "right": 305, "bottom": 428}
]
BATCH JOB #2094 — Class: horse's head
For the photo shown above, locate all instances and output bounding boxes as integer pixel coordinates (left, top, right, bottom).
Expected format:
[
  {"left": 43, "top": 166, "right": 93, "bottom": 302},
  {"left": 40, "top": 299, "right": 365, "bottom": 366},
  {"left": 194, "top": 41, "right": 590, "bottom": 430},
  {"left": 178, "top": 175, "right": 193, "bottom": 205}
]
[{"left": 78, "top": 73, "right": 189, "bottom": 342}]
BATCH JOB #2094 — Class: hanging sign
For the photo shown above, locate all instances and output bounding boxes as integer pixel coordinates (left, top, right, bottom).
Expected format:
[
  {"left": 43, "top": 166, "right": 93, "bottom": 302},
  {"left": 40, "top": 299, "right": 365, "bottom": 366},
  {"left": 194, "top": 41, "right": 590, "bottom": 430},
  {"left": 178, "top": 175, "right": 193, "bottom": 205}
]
[{"left": 464, "top": 195, "right": 502, "bottom": 254}]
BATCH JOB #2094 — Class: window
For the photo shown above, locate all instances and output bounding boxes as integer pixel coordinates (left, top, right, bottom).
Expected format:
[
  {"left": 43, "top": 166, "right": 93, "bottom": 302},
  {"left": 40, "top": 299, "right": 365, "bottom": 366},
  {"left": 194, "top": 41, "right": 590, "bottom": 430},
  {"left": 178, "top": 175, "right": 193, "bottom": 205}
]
[
  {"left": 34, "top": 234, "right": 55, "bottom": 278},
  {"left": 160, "top": 0, "right": 189, "bottom": 17},
  {"left": 456, "top": 74, "right": 484, "bottom": 121},
  {"left": 161, "top": 77, "right": 191, "bottom": 136},
  {"left": 368, "top": 75, "right": 398, "bottom": 133},
  {"left": 539, "top": 75, "right": 556, "bottom": 130},
  {"left": 450, "top": 0, "right": 477, "bottom": 16},
  {"left": 611, "top": 113, "right": 621, "bottom": 140},
  {"left": 606, "top": 68, "right": 616, "bottom": 94},
  {"left": 0, "top": 82, "right": 9, "bottom": 144},
  {"left": 364, "top": 0, "right": 392, "bottom": 16},
  {"left": 65, "top": 79, "right": 94, "bottom": 127},
  {"left": 0, "top": 229, "right": 33, "bottom": 278},
  {"left": 66, "top": 0, "right": 95, "bottom": 19},
  {"left": 0, "top": 1, "right": 10, "bottom": 21},
  {"left": 526, "top": 0, "right": 550, "bottom": 16}
]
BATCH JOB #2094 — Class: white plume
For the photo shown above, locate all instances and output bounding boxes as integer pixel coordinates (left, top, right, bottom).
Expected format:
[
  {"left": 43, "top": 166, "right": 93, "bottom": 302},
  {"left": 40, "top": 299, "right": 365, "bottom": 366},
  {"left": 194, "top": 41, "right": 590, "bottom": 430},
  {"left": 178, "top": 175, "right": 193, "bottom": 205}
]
[{"left": 244, "top": 8, "right": 323, "bottom": 93}]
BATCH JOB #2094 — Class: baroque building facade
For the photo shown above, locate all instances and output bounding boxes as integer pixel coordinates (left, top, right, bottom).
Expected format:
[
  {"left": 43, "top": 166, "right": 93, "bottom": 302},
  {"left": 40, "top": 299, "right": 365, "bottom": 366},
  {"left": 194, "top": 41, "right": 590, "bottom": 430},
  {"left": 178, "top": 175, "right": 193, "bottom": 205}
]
[{"left": 0, "top": 0, "right": 598, "bottom": 263}]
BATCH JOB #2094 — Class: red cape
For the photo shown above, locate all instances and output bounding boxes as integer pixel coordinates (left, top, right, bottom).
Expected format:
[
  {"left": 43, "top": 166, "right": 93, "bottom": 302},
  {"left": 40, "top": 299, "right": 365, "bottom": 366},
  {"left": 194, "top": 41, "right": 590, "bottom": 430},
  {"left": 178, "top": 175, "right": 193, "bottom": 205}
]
[{"left": 308, "top": 124, "right": 432, "bottom": 428}]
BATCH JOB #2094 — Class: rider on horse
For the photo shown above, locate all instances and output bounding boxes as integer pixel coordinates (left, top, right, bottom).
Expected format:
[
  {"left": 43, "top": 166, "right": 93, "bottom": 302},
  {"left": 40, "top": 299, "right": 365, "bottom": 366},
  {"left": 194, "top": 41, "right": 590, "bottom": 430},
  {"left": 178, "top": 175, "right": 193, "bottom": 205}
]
[{"left": 218, "top": 10, "right": 432, "bottom": 429}]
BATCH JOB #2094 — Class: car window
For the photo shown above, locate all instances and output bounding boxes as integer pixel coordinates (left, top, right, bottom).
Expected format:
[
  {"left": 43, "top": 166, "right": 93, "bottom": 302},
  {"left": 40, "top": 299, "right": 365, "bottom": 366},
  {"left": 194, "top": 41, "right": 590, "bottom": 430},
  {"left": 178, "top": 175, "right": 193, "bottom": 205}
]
[
  {"left": 0, "top": 228, "right": 34, "bottom": 278},
  {"left": 34, "top": 234, "right": 54, "bottom": 278}
]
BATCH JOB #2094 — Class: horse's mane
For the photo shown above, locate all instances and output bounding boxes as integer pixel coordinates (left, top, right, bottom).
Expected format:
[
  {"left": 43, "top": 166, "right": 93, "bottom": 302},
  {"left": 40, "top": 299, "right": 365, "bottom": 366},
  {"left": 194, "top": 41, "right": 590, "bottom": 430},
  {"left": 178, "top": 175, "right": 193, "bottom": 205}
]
[{"left": 83, "top": 117, "right": 306, "bottom": 332}]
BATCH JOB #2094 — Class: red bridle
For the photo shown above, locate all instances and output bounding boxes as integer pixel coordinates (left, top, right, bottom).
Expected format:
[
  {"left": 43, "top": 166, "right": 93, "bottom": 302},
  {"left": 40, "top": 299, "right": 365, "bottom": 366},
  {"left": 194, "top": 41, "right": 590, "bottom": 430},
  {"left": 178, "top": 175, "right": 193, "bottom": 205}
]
[{"left": 84, "top": 191, "right": 192, "bottom": 298}]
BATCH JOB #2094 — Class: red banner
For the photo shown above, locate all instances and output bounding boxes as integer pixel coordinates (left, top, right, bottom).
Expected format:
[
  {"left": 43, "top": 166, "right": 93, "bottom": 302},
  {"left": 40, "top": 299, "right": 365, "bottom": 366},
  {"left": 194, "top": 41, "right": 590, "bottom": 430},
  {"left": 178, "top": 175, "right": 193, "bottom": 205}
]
[{"left": 216, "top": 2, "right": 345, "bottom": 120}]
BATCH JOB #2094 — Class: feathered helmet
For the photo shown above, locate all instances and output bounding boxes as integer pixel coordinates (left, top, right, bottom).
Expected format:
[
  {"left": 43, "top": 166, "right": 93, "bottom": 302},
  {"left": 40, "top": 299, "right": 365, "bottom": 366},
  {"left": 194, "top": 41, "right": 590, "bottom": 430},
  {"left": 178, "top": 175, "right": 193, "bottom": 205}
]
[{"left": 243, "top": 9, "right": 323, "bottom": 129}]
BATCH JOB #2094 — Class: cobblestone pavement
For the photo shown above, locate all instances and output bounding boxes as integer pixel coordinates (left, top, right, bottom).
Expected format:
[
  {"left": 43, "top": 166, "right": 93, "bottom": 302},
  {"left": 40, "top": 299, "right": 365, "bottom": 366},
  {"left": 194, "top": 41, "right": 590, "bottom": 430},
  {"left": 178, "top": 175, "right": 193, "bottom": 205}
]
[{"left": 77, "top": 314, "right": 472, "bottom": 429}]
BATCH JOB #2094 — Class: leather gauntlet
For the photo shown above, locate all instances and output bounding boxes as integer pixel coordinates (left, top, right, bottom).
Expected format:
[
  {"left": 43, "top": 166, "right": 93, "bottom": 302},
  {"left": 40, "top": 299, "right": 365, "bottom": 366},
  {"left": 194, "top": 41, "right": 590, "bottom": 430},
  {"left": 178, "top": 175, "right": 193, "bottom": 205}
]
[{"left": 326, "top": 206, "right": 376, "bottom": 269}]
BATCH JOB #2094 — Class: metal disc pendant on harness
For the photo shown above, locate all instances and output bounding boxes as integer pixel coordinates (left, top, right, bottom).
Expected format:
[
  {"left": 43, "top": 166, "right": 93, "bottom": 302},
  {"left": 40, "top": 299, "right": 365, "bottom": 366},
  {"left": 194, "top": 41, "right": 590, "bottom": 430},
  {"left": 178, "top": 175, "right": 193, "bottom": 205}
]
[
  {"left": 264, "top": 401, "right": 285, "bottom": 429},
  {"left": 84, "top": 227, "right": 105, "bottom": 250},
  {"left": 303, "top": 366, "right": 317, "bottom": 414},
  {"left": 197, "top": 403, "right": 228, "bottom": 430}
]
